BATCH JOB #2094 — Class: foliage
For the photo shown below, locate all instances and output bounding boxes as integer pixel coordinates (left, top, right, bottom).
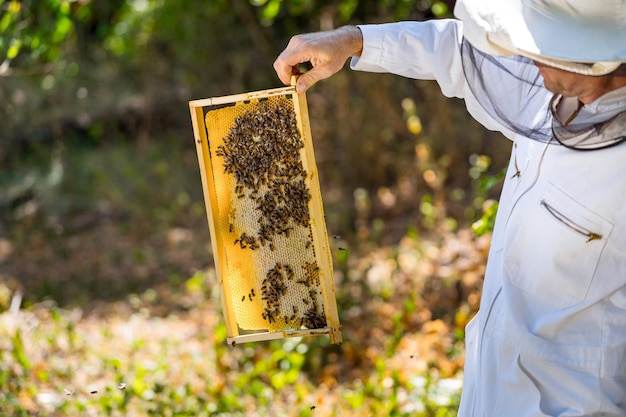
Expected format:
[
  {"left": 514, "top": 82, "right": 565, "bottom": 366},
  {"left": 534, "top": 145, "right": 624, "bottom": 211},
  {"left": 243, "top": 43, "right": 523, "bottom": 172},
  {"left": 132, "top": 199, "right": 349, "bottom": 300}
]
[
  {"left": 0, "top": 0, "right": 77, "bottom": 69},
  {"left": 0, "top": 223, "right": 486, "bottom": 415},
  {"left": 468, "top": 155, "right": 505, "bottom": 237},
  {"left": 0, "top": 135, "right": 494, "bottom": 415},
  {"left": 0, "top": 0, "right": 510, "bottom": 415}
]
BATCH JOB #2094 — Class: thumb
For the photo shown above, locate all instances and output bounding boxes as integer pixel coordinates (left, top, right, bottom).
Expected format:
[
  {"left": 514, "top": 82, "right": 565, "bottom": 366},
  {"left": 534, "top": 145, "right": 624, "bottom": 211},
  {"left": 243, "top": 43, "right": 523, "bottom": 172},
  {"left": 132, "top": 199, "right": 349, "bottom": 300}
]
[{"left": 295, "top": 67, "right": 326, "bottom": 93}]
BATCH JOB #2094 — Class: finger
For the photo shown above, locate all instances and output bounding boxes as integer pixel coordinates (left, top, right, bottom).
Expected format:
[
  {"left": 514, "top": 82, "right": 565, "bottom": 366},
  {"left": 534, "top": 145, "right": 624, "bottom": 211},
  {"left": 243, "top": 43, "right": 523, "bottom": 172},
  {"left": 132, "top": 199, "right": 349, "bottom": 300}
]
[
  {"left": 274, "top": 46, "right": 310, "bottom": 85},
  {"left": 295, "top": 66, "right": 327, "bottom": 93},
  {"left": 274, "top": 34, "right": 323, "bottom": 85},
  {"left": 273, "top": 54, "right": 296, "bottom": 86}
]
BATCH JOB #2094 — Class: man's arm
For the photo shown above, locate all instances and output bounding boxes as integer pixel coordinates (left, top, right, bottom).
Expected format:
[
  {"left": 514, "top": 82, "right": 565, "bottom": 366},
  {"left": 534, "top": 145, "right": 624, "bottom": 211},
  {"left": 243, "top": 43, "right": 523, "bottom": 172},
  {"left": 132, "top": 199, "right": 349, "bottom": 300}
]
[
  {"left": 274, "top": 20, "right": 515, "bottom": 139},
  {"left": 350, "top": 20, "right": 465, "bottom": 98},
  {"left": 274, "top": 20, "right": 465, "bottom": 98}
]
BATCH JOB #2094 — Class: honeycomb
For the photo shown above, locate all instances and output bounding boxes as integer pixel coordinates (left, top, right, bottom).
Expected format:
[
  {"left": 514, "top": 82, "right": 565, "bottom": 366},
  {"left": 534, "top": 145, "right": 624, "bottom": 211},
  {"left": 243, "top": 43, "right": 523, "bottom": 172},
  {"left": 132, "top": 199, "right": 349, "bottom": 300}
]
[{"left": 193, "top": 90, "right": 340, "bottom": 342}]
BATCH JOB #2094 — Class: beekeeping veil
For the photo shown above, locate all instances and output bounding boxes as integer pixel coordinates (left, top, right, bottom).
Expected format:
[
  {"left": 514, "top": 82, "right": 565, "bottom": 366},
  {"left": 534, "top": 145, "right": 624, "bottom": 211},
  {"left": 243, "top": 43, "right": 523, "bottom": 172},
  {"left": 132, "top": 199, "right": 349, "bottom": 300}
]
[{"left": 454, "top": 0, "right": 626, "bottom": 150}]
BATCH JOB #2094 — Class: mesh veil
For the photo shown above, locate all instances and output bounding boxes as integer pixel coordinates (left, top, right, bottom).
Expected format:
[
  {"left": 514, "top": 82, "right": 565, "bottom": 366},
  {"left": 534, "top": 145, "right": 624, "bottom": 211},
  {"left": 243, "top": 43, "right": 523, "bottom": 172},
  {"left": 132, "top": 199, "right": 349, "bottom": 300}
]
[{"left": 460, "top": 39, "right": 626, "bottom": 150}]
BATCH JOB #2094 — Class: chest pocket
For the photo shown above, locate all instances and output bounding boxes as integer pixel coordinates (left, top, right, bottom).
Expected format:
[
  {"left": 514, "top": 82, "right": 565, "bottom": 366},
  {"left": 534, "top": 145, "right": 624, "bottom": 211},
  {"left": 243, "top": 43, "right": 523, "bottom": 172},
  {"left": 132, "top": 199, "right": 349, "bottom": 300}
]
[{"left": 503, "top": 182, "right": 613, "bottom": 309}]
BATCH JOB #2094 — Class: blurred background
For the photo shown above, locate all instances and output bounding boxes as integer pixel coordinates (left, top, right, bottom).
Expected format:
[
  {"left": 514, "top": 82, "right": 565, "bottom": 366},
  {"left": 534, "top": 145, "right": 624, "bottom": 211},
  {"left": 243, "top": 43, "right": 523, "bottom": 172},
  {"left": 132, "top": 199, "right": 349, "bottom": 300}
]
[{"left": 0, "top": 1, "right": 511, "bottom": 415}]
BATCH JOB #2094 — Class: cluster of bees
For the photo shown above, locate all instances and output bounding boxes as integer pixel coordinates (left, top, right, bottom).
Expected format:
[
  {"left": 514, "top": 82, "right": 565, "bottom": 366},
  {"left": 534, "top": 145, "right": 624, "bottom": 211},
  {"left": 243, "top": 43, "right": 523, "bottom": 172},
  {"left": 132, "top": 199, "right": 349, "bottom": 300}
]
[
  {"left": 216, "top": 100, "right": 327, "bottom": 330},
  {"left": 299, "top": 261, "right": 326, "bottom": 329},
  {"left": 260, "top": 263, "right": 292, "bottom": 324},
  {"left": 216, "top": 100, "right": 311, "bottom": 252},
  {"left": 259, "top": 262, "right": 327, "bottom": 329}
]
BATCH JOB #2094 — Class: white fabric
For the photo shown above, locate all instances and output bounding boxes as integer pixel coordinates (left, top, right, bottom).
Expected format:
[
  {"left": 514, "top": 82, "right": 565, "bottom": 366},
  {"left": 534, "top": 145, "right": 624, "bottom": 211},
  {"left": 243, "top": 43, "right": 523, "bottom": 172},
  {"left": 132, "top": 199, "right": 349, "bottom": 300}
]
[
  {"left": 453, "top": 0, "right": 626, "bottom": 75},
  {"left": 352, "top": 19, "right": 626, "bottom": 417}
]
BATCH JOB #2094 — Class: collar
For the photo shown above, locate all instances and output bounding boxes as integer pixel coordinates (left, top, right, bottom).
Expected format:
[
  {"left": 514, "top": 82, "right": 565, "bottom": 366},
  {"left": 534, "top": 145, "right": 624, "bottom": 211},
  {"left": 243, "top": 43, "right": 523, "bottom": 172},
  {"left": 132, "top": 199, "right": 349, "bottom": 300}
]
[
  {"left": 578, "top": 85, "right": 626, "bottom": 123},
  {"left": 551, "top": 92, "right": 626, "bottom": 150}
]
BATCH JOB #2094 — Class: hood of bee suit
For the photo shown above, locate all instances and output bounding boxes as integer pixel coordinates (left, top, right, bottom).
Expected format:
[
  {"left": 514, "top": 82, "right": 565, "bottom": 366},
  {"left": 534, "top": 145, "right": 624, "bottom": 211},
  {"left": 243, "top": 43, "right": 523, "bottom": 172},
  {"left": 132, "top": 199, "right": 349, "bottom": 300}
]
[{"left": 454, "top": 0, "right": 626, "bottom": 75}]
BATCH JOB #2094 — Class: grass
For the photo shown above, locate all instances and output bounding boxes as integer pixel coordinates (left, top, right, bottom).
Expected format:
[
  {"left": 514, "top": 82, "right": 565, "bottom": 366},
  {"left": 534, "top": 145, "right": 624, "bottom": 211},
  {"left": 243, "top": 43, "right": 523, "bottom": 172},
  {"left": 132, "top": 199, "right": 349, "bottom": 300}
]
[
  {"left": 0, "top": 273, "right": 465, "bottom": 416},
  {"left": 0, "top": 133, "right": 489, "bottom": 416}
]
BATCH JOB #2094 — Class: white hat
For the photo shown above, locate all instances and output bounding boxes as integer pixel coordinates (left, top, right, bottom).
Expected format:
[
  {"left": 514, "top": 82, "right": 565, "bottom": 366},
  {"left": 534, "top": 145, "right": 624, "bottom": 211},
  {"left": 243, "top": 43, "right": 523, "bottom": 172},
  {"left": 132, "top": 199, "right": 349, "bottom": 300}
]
[{"left": 454, "top": 0, "right": 626, "bottom": 75}]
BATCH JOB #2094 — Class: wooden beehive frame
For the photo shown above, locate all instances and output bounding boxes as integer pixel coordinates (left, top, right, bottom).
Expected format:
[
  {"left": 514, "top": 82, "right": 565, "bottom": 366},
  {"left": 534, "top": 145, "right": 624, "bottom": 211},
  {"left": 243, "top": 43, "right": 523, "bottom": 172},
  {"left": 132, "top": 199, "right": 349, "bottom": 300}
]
[{"left": 189, "top": 82, "right": 341, "bottom": 346}]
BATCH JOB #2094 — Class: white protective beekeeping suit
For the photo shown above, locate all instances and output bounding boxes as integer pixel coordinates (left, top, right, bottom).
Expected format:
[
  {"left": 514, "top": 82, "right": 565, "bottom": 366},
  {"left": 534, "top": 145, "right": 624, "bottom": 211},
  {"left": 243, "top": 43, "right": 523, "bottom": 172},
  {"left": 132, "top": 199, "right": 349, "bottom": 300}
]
[{"left": 351, "top": 0, "right": 626, "bottom": 415}]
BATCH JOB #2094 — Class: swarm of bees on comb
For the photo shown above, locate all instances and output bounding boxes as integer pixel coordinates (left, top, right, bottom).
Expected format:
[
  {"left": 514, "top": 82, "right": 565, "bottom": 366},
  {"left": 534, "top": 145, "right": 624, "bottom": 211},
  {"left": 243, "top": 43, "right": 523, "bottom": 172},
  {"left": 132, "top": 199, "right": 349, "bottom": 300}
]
[
  {"left": 216, "top": 102, "right": 311, "bottom": 251},
  {"left": 214, "top": 100, "right": 327, "bottom": 332}
]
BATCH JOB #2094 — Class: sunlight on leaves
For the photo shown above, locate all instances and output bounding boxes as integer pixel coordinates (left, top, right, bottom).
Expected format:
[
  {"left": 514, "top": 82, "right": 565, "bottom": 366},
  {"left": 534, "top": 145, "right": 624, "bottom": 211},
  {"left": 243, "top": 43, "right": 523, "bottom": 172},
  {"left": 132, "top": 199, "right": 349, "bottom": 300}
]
[{"left": 338, "top": 0, "right": 358, "bottom": 21}]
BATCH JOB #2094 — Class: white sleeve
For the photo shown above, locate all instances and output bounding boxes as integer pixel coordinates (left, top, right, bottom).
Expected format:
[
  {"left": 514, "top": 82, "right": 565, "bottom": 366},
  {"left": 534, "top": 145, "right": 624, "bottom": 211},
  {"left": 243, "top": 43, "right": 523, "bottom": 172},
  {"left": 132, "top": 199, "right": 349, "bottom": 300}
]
[{"left": 350, "top": 19, "right": 516, "bottom": 140}]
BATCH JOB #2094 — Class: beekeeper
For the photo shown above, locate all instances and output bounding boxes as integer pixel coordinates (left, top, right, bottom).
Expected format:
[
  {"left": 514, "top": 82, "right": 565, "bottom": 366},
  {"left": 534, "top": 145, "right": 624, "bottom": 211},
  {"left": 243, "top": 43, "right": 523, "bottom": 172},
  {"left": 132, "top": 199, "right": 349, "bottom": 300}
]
[{"left": 274, "top": 0, "right": 626, "bottom": 415}]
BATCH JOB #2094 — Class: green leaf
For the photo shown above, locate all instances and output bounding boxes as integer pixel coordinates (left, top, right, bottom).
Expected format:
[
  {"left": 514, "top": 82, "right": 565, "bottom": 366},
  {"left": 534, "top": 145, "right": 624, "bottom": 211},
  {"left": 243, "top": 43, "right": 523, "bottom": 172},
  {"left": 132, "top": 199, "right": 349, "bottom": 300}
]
[
  {"left": 262, "top": 0, "right": 282, "bottom": 22},
  {"left": 431, "top": 1, "right": 449, "bottom": 17},
  {"left": 338, "top": 0, "right": 358, "bottom": 21},
  {"left": 0, "top": 11, "right": 14, "bottom": 34},
  {"left": 471, "top": 201, "right": 499, "bottom": 236},
  {"left": 11, "top": 330, "right": 31, "bottom": 371},
  {"left": 7, "top": 39, "right": 21, "bottom": 59},
  {"left": 52, "top": 16, "right": 73, "bottom": 43}
]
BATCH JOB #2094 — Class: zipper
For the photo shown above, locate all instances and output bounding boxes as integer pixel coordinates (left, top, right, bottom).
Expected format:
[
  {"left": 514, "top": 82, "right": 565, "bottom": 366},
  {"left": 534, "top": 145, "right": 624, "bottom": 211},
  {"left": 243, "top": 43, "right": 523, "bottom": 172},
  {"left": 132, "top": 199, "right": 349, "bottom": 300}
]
[
  {"left": 503, "top": 139, "right": 551, "bottom": 233},
  {"left": 540, "top": 200, "right": 603, "bottom": 242},
  {"left": 510, "top": 152, "right": 521, "bottom": 179}
]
